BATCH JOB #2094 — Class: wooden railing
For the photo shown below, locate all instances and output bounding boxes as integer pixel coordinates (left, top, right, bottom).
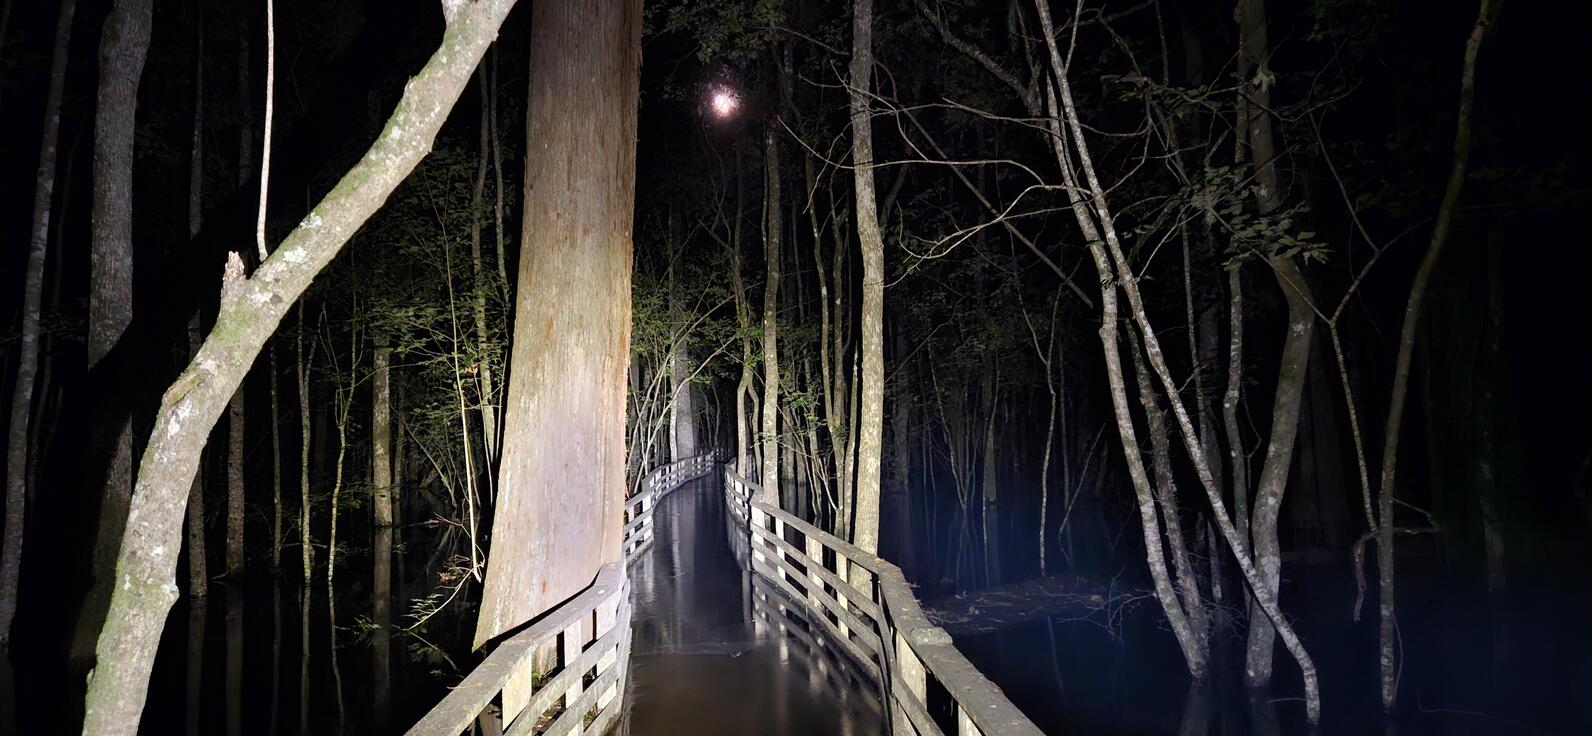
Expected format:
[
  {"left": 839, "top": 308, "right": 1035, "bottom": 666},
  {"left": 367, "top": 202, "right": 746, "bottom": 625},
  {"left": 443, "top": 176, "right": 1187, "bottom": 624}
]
[
  {"left": 407, "top": 452, "right": 718, "bottom": 736},
  {"left": 723, "top": 467, "right": 1044, "bottom": 736},
  {"left": 622, "top": 452, "right": 718, "bottom": 563}
]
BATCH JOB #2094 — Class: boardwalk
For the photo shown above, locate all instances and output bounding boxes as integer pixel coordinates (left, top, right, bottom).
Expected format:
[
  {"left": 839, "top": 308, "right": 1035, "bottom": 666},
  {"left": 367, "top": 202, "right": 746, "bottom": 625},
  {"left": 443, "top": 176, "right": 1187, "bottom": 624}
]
[{"left": 622, "top": 474, "right": 883, "bottom": 735}]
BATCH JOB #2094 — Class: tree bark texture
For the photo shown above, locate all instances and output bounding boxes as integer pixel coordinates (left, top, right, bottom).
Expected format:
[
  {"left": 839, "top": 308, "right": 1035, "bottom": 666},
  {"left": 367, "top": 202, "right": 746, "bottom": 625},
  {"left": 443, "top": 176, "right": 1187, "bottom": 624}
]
[
  {"left": 473, "top": 0, "right": 641, "bottom": 649},
  {"left": 849, "top": 0, "right": 884, "bottom": 555},
  {"left": 81, "top": 0, "right": 152, "bottom": 660}
]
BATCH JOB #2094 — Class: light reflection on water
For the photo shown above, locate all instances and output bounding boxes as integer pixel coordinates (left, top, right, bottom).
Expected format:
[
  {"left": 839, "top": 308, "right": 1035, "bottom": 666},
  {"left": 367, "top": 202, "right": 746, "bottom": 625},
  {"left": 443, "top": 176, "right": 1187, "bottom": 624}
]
[{"left": 620, "top": 476, "right": 883, "bottom": 735}]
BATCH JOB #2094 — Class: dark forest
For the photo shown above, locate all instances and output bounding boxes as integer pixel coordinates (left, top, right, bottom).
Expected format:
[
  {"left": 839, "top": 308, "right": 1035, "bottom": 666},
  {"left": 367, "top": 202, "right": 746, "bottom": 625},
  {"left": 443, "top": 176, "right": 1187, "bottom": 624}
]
[{"left": 1, "top": 0, "right": 1589, "bottom": 734}]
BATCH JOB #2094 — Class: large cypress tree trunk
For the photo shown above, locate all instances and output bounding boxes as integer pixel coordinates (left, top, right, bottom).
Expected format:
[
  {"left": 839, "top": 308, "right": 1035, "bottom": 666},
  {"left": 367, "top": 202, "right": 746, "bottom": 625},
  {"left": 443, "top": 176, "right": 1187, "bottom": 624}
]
[
  {"left": 80, "top": 0, "right": 153, "bottom": 661},
  {"left": 82, "top": 4, "right": 519, "bottom": 730},
  {"left": 0, "top": 0, "right": 74, "bottom": 645},
  {"left": 849, "top": 0, "right": 884, "bottom": 554},
  {"left": 473, "top": 0, "right": 641, "bottom": 648}
]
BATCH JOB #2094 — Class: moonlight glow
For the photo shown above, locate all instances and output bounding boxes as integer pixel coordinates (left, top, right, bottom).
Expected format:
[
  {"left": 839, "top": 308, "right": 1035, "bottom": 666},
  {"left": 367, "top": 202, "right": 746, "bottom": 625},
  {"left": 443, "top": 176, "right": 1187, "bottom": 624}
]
[{"left": 710, "top": 89, "right": 739, "bottom": 118}]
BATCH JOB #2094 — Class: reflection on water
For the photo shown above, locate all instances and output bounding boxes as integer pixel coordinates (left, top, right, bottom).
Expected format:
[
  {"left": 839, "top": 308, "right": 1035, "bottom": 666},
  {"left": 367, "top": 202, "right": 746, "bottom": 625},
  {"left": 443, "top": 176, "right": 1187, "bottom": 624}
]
[
  {"left": 621, "top": 475, "right": 883, "bottom": 735},
  {"left": 952, "top": 572, "right": 1592, "bottom": 735}
]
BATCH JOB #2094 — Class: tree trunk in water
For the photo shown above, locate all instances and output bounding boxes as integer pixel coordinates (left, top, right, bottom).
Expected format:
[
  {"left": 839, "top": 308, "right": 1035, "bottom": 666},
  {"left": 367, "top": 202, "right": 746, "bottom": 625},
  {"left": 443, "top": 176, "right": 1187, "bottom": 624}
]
[
  {"left": 295, "top": 307, "right": 313, "bottom": 735},
  {"left": 759, "top": 127, "right": 783, "bottom": 506},
  {"left": 980, "top": 366, "right": 999, "bottom": 584},
  {"left": 727, "top": 149, "right": 755, "bottom": 476},
  {"left": 668, "top": 208, "right": 698, "bottom": 461},
  {"left": 0, "top": 0, "right": 73, "bottom": 647},
  {"left": 1242, "top": 258, "right": 1315, "bottom": 688},
  {"left": 1371, "top": 0, "right": 1495, "bottom": 710},
  {"left": 1235, "top": 0, "right": 1318, "bottom": 690},
  {"left": 1129, "top": 326, "right": 1210, "bottom": 657},
  {"left": 371, "top": 338, "right": 393, "bottom": 731},
  {"left": 82, "top": 4, "right": 518, "bottom": 729},
  {"left": 81, "top": 0, "right": 152, "bottom": 661},
  {"left": 1033, "top": 1, "right": 1317, "bottom": 713},
  {"left": 849, "top": 0, "right": 884, "bottom": 556},
  {"left": 1223, "top": 268, "right": 1250, "bottom": 536},
  {"left": 473, "top": 0, "right": 640, "bottom": 647}
]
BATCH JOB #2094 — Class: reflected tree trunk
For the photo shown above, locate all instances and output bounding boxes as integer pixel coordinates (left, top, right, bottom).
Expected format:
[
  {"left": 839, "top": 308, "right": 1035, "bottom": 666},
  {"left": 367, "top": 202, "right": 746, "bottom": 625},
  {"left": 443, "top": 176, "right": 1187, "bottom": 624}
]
[{"left": 371, "top": 337, "right": 393, "bottom": 731}]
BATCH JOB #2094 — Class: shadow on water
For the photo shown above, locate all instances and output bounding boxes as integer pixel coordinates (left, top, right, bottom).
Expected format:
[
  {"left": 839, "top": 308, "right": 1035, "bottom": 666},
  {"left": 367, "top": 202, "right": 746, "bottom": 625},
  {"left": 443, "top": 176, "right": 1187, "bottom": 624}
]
[{"left": 620, "top": 474, "right": 883, "bottom": 736}]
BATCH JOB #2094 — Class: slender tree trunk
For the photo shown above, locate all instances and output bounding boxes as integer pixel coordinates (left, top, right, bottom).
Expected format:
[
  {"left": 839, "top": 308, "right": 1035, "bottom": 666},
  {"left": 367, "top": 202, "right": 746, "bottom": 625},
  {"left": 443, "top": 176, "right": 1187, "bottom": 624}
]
[
  {"left": 327, "top": 370, "right": 351, "bottom": 729},
  {"left": 1129, "top": 327, "right": 1210, "bottom": 657},
  {"left": 473, "top": 0, "right": 641, "bottom": 647},
  {"left": 1234, "top": 0, "right": 1320, "bottom": 690},
  {"left": 81, "top": 0, "right": 152, "bottom": 660},
  {"left": 1371, "top": 0, "right": 1496, "bottom": 710},
  {"left": 371, "top": 338, "right": 393, "bottom": 731},
  {"left": 268, "top": 345, "right": 282, "bottom": 736},
  {"left": 980, "top": 366, "right": 999, "bottom": 584},
  {"left": 295, "top": 306, "right": 314, "bottom": 735},
  {"left": 470, "top": 67, "right": 499, "bottom": 468},
  {"left": 82, "top": 4, "right": 518, "bottom": 730},
  {"left": 849, "top": 0, "right": 885, "bottom": 555},
  {"left": 183, "top": 27, "right": 208, "bottom": 734},
  {"left": 1223, "top": 268, "right": 1250, "bottom": 537},
  {"left": 728, "top": 150, "right": 755, "bottom": 476},
  {"left": 759, "top": 127, "right": 783, "bottom": 506},
  {"left": 0, "top": 0, "right": 74, "bottom": 645}
]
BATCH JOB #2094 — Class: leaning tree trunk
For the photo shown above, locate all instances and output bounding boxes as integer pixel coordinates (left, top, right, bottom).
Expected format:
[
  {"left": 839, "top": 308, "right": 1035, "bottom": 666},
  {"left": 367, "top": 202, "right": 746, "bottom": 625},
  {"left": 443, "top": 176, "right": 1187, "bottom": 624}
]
[
  {"left": 0, "top": 0, "right": 74, "bottom": 646},
  {"left": 1371, "top": 0, "right": 1497, "bottom": 711},
  {"left": 82, "top": 3, "right": 519, "bottom": 731},
  {"left": 80, "top": 0, "right": 153, "bottom": 662},
  {"left": 472, "top": 0, "right": 641, "bottom": 648},
  {"left": 758, "top": 127, "right": 783, "bottom": 506},
  {"left": 849, "top": 0, "right": 885, "bottom": 555}
]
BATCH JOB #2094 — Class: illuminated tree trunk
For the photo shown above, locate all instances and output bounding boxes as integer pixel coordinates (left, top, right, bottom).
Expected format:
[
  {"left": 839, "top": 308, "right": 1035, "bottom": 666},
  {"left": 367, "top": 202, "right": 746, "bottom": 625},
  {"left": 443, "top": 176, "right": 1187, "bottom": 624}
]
[
  {"left": 728, "top": 151, "right": 755, "bottom": 475},
  {"left": 470, "top": 67, "right": 499, "bottom": 467},
  {"left": 371, "top": 337, "right": 393, "bottom": 730},
  {"left": 82, "top": 3, "right": 518, "bottom": 730},
  {"left": 473, "top": 0, "right": 641, "bottom": 647},
  {"left": 849, "top": 0, "right": 884, "bottom": 555},
  {"left": 758, "top": 128, "right": 782, "bottom": 506},
  {"left": 1236, "top": 0, "right": 1319, "bottom": 690}
]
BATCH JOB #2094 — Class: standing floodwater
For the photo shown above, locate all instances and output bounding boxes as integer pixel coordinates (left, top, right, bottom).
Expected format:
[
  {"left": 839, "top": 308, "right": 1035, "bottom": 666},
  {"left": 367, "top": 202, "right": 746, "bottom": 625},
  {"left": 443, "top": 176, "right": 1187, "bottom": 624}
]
[{"left": 621, "top": 475, "right": 883, "bottom": 735}]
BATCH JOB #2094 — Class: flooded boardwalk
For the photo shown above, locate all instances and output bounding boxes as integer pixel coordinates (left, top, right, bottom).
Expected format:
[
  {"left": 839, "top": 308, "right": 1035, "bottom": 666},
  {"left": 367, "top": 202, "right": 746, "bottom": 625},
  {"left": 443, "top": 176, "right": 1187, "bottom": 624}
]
[{"left": 621, "top": 475, "right": 884, "bottom": 735}]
